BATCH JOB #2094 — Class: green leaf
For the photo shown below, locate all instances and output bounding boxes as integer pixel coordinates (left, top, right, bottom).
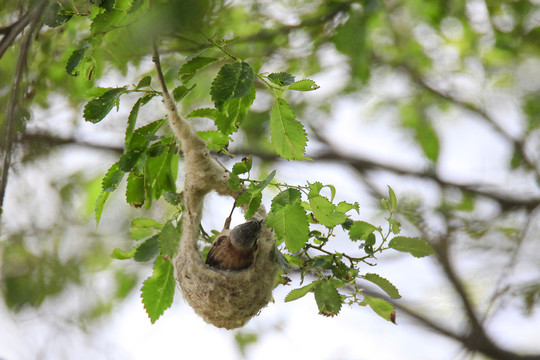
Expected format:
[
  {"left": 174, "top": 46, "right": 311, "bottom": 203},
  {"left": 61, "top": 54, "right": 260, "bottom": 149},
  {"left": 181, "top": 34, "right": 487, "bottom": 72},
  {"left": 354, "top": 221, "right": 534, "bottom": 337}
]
[
  {"left": 111, "top": 247, "right": 136, "bottom": 260},
  {"left": 349, "top": 221, "right": 378, "bottom": 241},
  {"left": 210, "top": 62, "right": 254, "bottom": 110},
  {"left": 363, "top": 296, "right": 396, "bottom": 323},
  {"left": 179, "top": 56, "right": 219, "bottom": 83},
  {"left": 363, "top": 273, "right": 401, "bottom": 299},
  {"left": 231, "top": 156, "right": 252, "bottom": 175},
  {"left": 228, "top": 173, "right": 242, "bottom": 191},
  {"left": 336, "top": 201, "right": 359, "bottom": 214},
  {"left": 270, "top": 98, "right": 308, "bottom": 160},
  {"left": 188, "top": 108, "right": 235, "bottom": 135},
  {"left": 314, "top": 279, "right": 342, "bottom": 317},
  {"left": 126, "top": 172, "right": 145, "bottom": 207},
  {"left": 145, "top": 146, "right": 177, "bottom": 200},
  {"left": 284, "top": 281, "right": 316, "bottom": 302},
  {"left": 387, "top": 185, "right": 397, "bottom": 212},
  {"left": 141, "top": 257, "right": 175, "bottom": 324},
  {"left": 197, "top": 130, "right": 230, "bottom": 151},
  {"left": 101, "top": 163, "right": 124, "bottom": 192},
  {"left": 309, "top": 195, "right": 348, "bottom": 228},
  {"left": 66, "top": 48, "right": 86, "bottom": 76},
  {"left": 90, "top": 9, "right": 125, "bottom": 34},
  {"left": 288, "top": 79, "right": 320, "bottom": 91},
  {"left": 172, "top": 84, "right": 194, "bottom": 102},
  {"left": 136, "top": 75, "right": 151, "bottom": 89},
  {"left": 416, "top": 121, "right": 439, "bottom": 162},
  {"left": 237, "top": 192, "right": 262, "bottom": 219},
  {"left": 134, "top": 235, "right": 160, "bottom": 262},
  {"left": 267, "top": 202, "right": 309, "bottom": 252},
  {"left": 83, "top": 87, "right": 127, "bottom": 123},
  {"left": 224, "top": 86, "right": 255, "bottom": 126},
  {"left": 128, "top": 119, "right": 166, "bottom": 151},
  {"left": 268, "top": 72, "right": 295, "bottom": 86},
  {"left": 118, "top": 148, "right": 145, "bottom": 172},
  {"left": 333, "top": 9, "right": 370, "bottom": 81},
  {"left": 125, "top": 98, "right": 142, "bottom": 149},
  {"left": 388, "top": 236, "right": 434, "bottom": 258},
  {"left": 236, "top": 170, "right": 276, "bottom": 206},
  {"left": 131, "top": 218, "right": 163, "bottom": 229},
  {"left": 95, "top": 191, "right": 110, "bottom": 226},
  {"left": 159, "top": 221, "right": 181, "bottom": 258},
  {"left": 271, "top": 188, "right": 302, "bottom": 209}
]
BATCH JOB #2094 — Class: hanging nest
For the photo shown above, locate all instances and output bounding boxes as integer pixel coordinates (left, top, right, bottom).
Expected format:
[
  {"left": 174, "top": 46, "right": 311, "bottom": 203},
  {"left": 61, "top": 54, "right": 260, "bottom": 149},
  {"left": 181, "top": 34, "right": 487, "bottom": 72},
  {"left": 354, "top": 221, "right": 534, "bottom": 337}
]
[
  {"left": 153, "top": 49, "right": 277, "bottom": 328},
  {"left": 175, "top": 207, "right": 277, "bottom": 329}
]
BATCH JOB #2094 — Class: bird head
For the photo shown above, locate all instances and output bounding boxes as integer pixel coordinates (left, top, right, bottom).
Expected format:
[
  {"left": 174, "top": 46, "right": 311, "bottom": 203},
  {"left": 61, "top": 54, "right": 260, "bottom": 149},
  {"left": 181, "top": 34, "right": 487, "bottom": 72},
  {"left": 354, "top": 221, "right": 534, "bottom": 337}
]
[{"left": 229, "top": 220, "right": 263, "bottom": 251}]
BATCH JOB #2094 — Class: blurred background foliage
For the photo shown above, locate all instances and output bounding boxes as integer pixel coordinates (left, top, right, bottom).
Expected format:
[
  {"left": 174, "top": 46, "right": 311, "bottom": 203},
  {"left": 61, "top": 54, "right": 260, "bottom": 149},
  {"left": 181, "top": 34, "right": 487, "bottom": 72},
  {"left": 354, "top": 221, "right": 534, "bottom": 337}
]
[{"left": 1, "top": 0, "right": 540, "bottom": 358}]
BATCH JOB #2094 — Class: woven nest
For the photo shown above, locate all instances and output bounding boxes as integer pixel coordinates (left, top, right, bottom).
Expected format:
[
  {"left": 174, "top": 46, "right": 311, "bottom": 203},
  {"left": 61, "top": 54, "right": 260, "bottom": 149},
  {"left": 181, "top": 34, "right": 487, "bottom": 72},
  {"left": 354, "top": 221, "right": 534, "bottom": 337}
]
[{"left": 175, "top": 208, "right": 277, "bottom": 329}]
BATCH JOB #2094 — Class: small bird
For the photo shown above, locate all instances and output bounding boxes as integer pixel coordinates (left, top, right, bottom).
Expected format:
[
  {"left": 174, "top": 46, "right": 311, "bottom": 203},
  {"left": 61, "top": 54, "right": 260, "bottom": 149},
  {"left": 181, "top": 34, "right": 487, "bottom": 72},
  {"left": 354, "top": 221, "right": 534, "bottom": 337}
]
[{"left": 205, "top": 220, "right": 262, "bottom": 271}]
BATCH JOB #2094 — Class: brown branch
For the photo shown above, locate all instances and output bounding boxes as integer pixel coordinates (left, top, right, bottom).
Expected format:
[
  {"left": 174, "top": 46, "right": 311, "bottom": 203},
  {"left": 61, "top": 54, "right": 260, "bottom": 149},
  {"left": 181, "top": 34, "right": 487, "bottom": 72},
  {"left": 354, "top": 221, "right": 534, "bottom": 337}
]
[
  {"left": 19, "top": 132, "right": 124, "bottom": 153},
  {"left": 230, "top": 146, "right": 540, "bottom": 211},
  {"left": 1, "top": 0, "right": 49, "bottom": 220}
]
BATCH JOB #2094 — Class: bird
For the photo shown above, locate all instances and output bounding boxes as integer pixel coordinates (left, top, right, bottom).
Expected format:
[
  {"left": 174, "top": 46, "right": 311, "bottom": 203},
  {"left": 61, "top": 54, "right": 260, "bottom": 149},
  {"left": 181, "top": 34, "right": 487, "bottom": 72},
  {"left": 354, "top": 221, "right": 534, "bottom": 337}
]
[{"left": 205, "top": 220, "right": 262, "bottom": 271}]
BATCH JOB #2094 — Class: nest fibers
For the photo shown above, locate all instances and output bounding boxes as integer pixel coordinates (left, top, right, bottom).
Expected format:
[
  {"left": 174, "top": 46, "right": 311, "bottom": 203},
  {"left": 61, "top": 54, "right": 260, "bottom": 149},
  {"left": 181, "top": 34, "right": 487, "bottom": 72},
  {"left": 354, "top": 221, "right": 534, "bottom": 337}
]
[{"left": 175, "top": 208, "right": 277, "bottom": 329}]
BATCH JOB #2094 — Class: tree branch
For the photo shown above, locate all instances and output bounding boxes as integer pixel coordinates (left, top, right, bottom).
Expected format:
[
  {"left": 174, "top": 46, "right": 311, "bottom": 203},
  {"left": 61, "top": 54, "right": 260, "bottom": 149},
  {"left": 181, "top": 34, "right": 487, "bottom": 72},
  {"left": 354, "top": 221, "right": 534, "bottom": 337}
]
[{"left": 0, "top": 0, "right": 49, "bottom": 220}]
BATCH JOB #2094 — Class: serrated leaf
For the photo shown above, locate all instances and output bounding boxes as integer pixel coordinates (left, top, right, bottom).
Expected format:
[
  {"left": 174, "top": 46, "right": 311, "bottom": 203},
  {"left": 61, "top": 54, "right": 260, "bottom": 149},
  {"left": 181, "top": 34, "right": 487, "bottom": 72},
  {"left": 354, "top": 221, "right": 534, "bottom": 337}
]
[
  {"left": 163, "top": 191, "right": 182, "bottom": 206},
  {"left": 83, "top": 87, "right": 127, "bottom": 123},
  {"left": 225, "top": 86, "right": 255, "bottom": 126},
  {"left": 119, "top": 148, "right": 144, "bottom": 172},
  {"left": 128, "top": 119, "right": 166, "bottom": 150},
  {"left": 268, "top": 72, "right": 295, "bottom": 86},
  {"left": 364, "top": 296, "right": 396, "bottom": 323},
  {"left": 314, "top": 279, "right": 342, "bottom": 317},
  {"left": 210, "top": 62, "right": 254, "bottom": 110},
  {"left": 288, "top": 79, "right": 319, "bottom": 91},
  {"left": 159, "top": 221, "right": 181, "bottom": 258},
  {"left": 136, "top": 75, "right": 151, "bottom": 89},
  {"left": 125, "top": 98, "right": 142, "bottom": 148},
  {"left": 388, "top": 236, "right": 434, "bottom": 258},
  {"left": 364, "top": 273, "right": 401, "bottom": 299},
  {"left": 145, "top": 146, "right": 177, "bottom": 200},
  {"left": 126, "top": 172, "right": 145, "bottom": 207},
  {"left": 270, "top": 98, "right": 308, "bottom": 160},
  {"left": 271, "top": 188, "right": 302, "bottom": 210},
  {"left": 102, "top": 163, "right": 124, "bottom": 192},
  {"left": 172, "top": 84, "right": 193, "bottom": 102},
  {"left": 267, "top": 202, "right": 309, "bottom": 252},
  {"left": 141, "top": 257, "right": 175, "bottom": 324},
  {"left": 236, "top": 192, "right": 261, "bottom": 219},
  {"left": 284, "top": 281, "right": 316, "bottom": 302},
  {"left": 309, "top": 195, "right": 348, "bottom": 228},
  {"left": 231, "top": 157, "right": 252, "bottom": 175},
  {"left": 179, "top": 56, "right": 219, "bottom": 83},
  {"left": 228, "top": 172, "right": 242, "bottom": 191},
  {"left": 188, "top": 108, "right": 235, "bottom": 135},
  {"left": 134, "top": 235, "right": 160, "bottom": 262},
  {"left": 66, "top": 48, "right": 86, "bottom": 76},
  {"left": 111, "top": 247, "right": 136, "bottom": 260},
  {"left": 336, "top": 201, "right": 359, "bottom": 214},
  {"left": 197, "top": 130, "right": 229, "bottom": 151},
  {"left": 349, "top": 221, "right": 378, "bottom": 241}
]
